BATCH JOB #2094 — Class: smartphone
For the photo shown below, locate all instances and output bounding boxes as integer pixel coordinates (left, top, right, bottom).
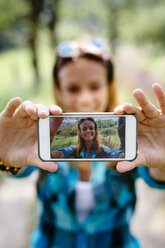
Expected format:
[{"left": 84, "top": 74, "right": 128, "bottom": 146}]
[{"left": 37, "top": 113, "right": 138, "bottom": 162}]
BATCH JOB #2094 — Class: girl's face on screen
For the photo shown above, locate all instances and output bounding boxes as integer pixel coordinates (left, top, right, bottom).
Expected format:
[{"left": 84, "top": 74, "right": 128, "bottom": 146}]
[
  {"left": 79, "top": 120, "right": 96, "bottom": 142},
  {"left": 57, "top": 57, "right": 109, "bottom": 112}
]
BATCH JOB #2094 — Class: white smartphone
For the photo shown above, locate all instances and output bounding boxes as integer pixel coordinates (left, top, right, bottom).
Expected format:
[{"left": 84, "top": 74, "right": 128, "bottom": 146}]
[{"left": 37, "top": 113, "right": 138, "bottom": 162}]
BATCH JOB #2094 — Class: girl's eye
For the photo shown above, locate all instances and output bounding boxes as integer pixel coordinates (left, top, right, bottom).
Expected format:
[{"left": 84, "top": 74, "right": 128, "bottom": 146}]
[
  {"left": 89, "top": 127, "right": 94, "bottom": 130},
  {"left": 90, "top": 84, "right": 101, "bottom": 91},
  {"left": 68, "top": 86, "right": 80, "bottom": 93}
]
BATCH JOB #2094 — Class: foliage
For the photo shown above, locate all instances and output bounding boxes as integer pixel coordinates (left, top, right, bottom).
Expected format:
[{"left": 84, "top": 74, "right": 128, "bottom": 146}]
[
  {"left": 97, "top": 119, "right": 117, "bottom": 128},
  {"left": 0, "top": 0, "right": 29, "bottom": 29},
  {"left": 100, "top": 127, "right": 117, "bottom": 136},
  {"left": 119, "top": 3, "right": 165, "bottom": 49},
  {"left": 0, "top": 0, "right": 30, "bottom": 49},
  {"left": 56, "top": 0, "right": 165, "bottom": 51},
  {"left": 0, "top": 0, "right": 165, "bottom": 51}
]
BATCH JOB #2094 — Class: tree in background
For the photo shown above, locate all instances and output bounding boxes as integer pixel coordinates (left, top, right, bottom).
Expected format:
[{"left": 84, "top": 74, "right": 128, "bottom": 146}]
[
  {"left": 103, "top": 0, "right": 138, "bottom": 52},
  {"left": 27, "top": 0, "right": 60, "bottom": 88},
  {"left": 1, "top": 0, "right": 165, "bottom": 89},
  {"left": 0, "top": 0, "right": 60, "bottom": 88}
]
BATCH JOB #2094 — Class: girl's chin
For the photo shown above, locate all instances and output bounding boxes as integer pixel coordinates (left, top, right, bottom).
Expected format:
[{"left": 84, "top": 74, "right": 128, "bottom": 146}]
[
  {"left": 77, "top": 106, "right": 104, "bottom": 112},
  {"left": 84, "top": 137, "right": 94, "bottom": 141}
]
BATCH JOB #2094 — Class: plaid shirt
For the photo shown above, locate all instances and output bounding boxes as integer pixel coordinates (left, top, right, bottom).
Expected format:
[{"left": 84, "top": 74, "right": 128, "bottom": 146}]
[
  {"left": 56, "top": 145, "right": 124, "bottom": 158},
  {"left": 17, "top": 163, "right": 165, "bottom": 248}
]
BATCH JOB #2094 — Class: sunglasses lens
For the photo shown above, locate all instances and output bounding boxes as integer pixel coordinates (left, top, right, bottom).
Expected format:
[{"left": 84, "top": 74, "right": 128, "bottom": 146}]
[
  {"left": 57, "top": 40, "right": 106, "bottom": 58},
  {"left": 90, "top": 39, "right": 104, "bottom": 49},
  {"left": 81, "top": 39, "right": 105, "bottom": 55},
  {"left": 58, "top": 41, "right": 78, "bottom": 57}
]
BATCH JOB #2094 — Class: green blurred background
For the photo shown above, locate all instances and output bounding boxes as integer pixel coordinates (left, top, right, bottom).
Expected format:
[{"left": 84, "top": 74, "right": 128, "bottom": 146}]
[
  {"left": 1, "top": 0, "right": 165, "bottom": 110},
  {"left": 1, "top": 0, "right": 165, "bottom": 247}
]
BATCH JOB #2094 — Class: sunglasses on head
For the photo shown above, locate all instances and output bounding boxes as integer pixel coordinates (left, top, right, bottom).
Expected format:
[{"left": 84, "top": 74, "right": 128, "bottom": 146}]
[
  {"left": 57, "top": 39, "right": 109, "bottom": 60},
  {"left": 54, "top": 39, "right": 114, "bottom": 85}
]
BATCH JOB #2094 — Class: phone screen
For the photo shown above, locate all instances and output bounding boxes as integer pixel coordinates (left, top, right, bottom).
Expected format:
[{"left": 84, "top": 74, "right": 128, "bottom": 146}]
[{"left": 49, "top": 116, "right": 125, "bottom": 159}]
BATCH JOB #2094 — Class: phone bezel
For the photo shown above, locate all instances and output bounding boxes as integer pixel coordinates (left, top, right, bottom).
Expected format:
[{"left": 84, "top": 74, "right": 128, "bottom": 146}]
[{"left": 37, "top": 113, "right": 138, "bottom": 162}]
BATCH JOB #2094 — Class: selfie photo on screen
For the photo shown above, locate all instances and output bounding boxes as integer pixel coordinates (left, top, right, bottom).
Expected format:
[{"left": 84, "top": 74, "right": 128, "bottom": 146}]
[{"left": 50, "top": 116, "right": 125, "bottom": 159}]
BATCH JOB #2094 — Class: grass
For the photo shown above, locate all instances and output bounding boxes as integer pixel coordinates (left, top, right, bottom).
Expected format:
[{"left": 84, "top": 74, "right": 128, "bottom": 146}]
[
  {"left": 101, "top": 134, "right": 121, "bottom": 150},
  {"left": 51, "top": 135, "right": 78, "bottom": 150}
]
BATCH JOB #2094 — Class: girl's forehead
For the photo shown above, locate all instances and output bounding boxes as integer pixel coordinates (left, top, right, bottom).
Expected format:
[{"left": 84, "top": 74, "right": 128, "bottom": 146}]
[
  {"left": 58, "top": 58, "right": 107, "bottom": 83},
  {"left": 80, "top": 120, "right": 95, "bottom": 126}
]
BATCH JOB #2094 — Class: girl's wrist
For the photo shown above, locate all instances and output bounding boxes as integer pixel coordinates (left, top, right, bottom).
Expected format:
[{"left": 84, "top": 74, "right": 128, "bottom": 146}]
[{"left": 0, "top": 161, "right": 21, "bottom": 175}]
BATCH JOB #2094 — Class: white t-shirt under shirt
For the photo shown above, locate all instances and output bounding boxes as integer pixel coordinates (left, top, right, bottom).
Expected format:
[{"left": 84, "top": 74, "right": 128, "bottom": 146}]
[{"left": 75, "top": 180, "right": 96, "bottom": 223}]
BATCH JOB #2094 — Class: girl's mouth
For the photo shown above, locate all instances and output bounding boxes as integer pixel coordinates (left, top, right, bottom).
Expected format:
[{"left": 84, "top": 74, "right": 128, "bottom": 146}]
[{"left": 84, "top": 134, "right": 93, "bottom": 137}]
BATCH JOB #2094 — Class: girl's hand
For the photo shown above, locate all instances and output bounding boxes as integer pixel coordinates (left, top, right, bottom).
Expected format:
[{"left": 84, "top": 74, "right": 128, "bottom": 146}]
[
  {"left": 51, "top": 150, "right": 64, "bottom": 158},
  {"left": 0, "top": 98, "right": 62, "bottom": 172},
  {"left": 114, "top": 83, "right": 165, "bottom": 173}
]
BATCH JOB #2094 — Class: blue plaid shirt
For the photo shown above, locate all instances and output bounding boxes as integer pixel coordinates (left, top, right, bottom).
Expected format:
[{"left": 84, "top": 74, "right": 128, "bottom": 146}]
[
  {"left": 17, "top": 163, "right": 165, "bottom": 248},
  {"left": 56, "top": 145, "right": 124, "bottom": 158}
]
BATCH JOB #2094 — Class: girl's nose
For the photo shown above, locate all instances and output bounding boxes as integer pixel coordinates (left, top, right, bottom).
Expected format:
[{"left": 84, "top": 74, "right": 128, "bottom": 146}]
[{"left": 78, "top": 89, "right": 92, "bottom": 106}]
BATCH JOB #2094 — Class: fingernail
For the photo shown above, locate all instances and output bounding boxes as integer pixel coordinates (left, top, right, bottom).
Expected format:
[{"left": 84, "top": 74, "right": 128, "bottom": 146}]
[
  {"left": 50, "top": 105, "right": 62, "bottom": 113},
  {"left": 39, "top": 109, "right": 48, "bottom": 115}
]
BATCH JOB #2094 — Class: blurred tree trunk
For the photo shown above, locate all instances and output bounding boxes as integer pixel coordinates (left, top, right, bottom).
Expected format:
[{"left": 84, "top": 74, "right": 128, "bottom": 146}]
[
  {"left": 27, "top": 0, "right": 60, "bottom": 89},
  {"left": 107, "top": 5, "right": 119, "bottom": 54},
  {"left": 47, "top": 0, "right": 60, "bottom": 48},
  {"left": 105, "top": 0, "right": 137, "bottom": 54},
  {"left": 27, "top": 0, "right": 44, "bottom": 89}
]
